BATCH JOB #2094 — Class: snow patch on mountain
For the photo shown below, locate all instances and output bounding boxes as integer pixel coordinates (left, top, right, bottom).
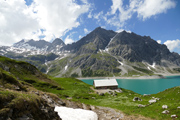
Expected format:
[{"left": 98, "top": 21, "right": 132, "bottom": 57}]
[
  {"left": 105, "top": 33, "right": 118, "bottom": 51},
  {"left": 46, "top": 65, "right": 52, "bottom": 74},
  {"left": 65, "top": 65, "right": 68, "bottom": 71},
  {"left": 149, "top": 62, "right": 156, "bottom": 69},
  {"left": 117, "top": 60, "right": 124, "bottom": 66},
  {"left": 117, "top": 29, "right": 132, "bottom": 33},
  {"left": 146, "top": 62, "right": 156, "bottom": 70},
  {"left": 54, "top": 106, "right": 98, "bottom": 120},
  {"left": 147, "top": 66, "right": 151, "bottom": 70}
]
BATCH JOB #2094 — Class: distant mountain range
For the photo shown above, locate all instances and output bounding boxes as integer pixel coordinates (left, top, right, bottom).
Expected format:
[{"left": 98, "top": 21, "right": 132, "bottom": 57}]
[{"left": 0, "top": 27, "right": 180, "bottom": 77}]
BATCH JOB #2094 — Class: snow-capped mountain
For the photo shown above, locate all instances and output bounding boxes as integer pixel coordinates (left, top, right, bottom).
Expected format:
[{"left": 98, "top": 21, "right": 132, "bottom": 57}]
[
  {"left": 0, "top": 38, "right": 66, "bottom": 57},
  {"left": 0, "top": 27, "right": 180, "bottom": 77}
]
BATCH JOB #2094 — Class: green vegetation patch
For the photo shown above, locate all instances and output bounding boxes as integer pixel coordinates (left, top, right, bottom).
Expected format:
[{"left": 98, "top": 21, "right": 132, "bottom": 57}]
[
  {"left": 132, "top": 66, "right": 153, "bottom": 75},
  {"left": 48, "top": 78, "right": 92, "bottom": 98},
  {"left": 0, "top": 88, "right": 48, "bottom": 120},
  {"left": 45, "top": 77, "right": 180, "bottom": 120},
  {"left": 173, "top": 68, "right": 180, "bottom": 72}
]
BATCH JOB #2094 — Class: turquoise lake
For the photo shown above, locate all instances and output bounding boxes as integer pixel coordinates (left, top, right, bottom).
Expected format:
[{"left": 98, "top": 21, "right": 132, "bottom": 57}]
[{"left": 80, "top": 76, "right": 180, "bottom": 95}]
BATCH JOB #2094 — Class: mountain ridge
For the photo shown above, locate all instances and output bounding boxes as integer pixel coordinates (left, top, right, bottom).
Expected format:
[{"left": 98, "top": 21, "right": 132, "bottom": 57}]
[{"left": 0, "top": 27, "right": 180, "bottom": 77}]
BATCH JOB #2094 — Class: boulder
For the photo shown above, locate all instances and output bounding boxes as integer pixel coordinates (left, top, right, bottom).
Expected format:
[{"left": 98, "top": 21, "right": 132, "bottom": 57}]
[
  {"left": 133, "top": 97, "right": 142, "bottom": 101},
  {"left": 148, "top": 97, "right": 159, "bottom": 104},
  {"left": 143, "top": 94, "right": 150, "bottom": 97},
  {"left": 14, "top": 86, "right": 20, "bottom": 91},
  {"left": 162, "top": 110, "right": 169, "bottom": 114},
  {"left": 35, "top": 91, "right": 39, "bottom": 95},
  {"left": 149, "top": 99, "right": 156, "bottom": 104},
  {"left": 108, "top": 91, "right": 113, "bottom": 95},
  {"left": 171, "top": 114, "right": 177, "bottom": 118},
  {"left": 99, "top": 93, "right": 105, "bottom": 96},
  {"left": 115, "top": 89, "right": 123, "bottom": 93},
  {"left": 162, "top": 105, "right": 168, "bottom": 109},
  {"left": 138, "top": 104, "right": 146, "bottom": 108}
]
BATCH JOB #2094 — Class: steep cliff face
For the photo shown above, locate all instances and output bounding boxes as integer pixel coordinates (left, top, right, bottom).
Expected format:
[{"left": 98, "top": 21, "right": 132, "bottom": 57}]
[{"left": 106, "top": 31, "right": 167, "bottom": 64}]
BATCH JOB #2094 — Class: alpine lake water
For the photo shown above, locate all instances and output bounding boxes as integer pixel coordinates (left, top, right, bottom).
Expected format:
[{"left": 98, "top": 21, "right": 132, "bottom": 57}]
[{"left": 80, "top": 75, "right": 180, "bottom": 95}]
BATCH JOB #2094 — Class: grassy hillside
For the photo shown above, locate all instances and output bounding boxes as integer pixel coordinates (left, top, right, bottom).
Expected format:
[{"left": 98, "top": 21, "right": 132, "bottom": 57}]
[
  {"left": 0, "top": 56, "right": 63, "bottom": 119},
  {"left": 1, "top": 55, "right": 179, "bottom": 119},
  {"left": 0, "top": 56, "right": 62, "bottom": 91},
  {"left": 0, "top": 68, "right": 61, "bottom": 120},
  {"left": 48, "top": 77, "right": 180, "bottom": 120}
]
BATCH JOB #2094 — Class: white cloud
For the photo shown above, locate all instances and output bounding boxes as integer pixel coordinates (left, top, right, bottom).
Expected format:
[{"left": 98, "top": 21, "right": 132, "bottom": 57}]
[
  {"left": 105, "top": 0, "right": 176, "bottom": 27},
  {"left": 164, "top": 39, "right": 180, "bottom": 52},
  {"left": 31, "top": 0, "right": 90, "bottom": 41},
  {"left": 0, "top": 0, "right": 90, "bottom": 46},
  {"left": 64, "top": 35, "right": 74, "bottom": 45},
  {"left": 79, "top": 35, "right": 82, "bottom": 39},
  {"left": 111, "top": 0, "right": 134, "bottom": 24},
  {"left": 0, "top": 0, "right": 40, "bottom": 46},
  {"left": 88, "top": 11, "right": 92, "bottom": 18},
  {"left": 101, "top": 26, "right": 106, "bottom": 29},
  {"left": 81, "top": 0, "right": 88, "bottom": 4},
  {"left": 137, "top": 0, "right": 176, "bottom": 20},
  {"left": 157, "top": 40, "right": 162, "bottom": 44},
  {"left": 116, "top": 29, "right": 131, "bottom": 33},
  {"left": 84, "top": 28, "right": 90, "bottom": 34},
  {"left": 105, "top": 15, "right": 122, "bottom": 27},
  {"left": 93, "top": 11, "right": 104, "bottom": 22}
]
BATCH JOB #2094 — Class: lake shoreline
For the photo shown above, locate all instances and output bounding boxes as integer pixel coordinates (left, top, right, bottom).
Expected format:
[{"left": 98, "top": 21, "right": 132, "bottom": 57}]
[
  {"left": 77, "top": 74, "right": 180, "bottom": 80},
  {"left": 79, "top": 75, "right": 180, "bottom": 95}
]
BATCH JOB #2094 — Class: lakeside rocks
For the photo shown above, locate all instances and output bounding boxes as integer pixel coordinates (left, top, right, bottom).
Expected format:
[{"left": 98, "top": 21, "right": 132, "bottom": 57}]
[
  {"left": 143, "top": 94, "right": 151, "bottom": 97},
  {"left": 162, "top": 110, "right": 170, "bottom": 114},
  {"left": 133, "top": 97, "right": 142, "bottom": 101},
  {"left": 95, "top": 88, "right": 123, "bottom": 96},
  {"left": 138, "top": 104, "right": 146, "bottom": 108},
  {"left": 162, "top": 105, "right": 168, "bottom": 109},
  {"left": 171, "top": 114, "right": 177, "bottom": 118},
  {"left": 148, "top": 97, "right": 160, "bottom": 104}
]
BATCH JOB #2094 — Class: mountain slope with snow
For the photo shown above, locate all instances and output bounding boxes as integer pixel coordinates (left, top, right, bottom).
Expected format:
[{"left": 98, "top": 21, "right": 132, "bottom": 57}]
[{"left": 0, "top": 27, "right": 180, "bottom": 77}]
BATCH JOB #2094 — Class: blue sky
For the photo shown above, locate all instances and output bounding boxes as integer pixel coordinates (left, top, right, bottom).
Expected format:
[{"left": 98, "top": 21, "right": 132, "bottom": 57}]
[{"left": 0, "top": 0, "right": 179, "bottom": 53}]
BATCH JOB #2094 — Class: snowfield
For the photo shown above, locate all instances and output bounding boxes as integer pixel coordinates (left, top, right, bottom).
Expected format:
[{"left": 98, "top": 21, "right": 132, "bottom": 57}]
[{"left": 54, "top": 106, "right": 98, "bottom": 120}]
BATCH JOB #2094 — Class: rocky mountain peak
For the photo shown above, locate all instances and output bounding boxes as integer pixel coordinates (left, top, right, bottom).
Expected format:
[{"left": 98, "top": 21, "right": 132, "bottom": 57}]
[
  {"left": 52, "top": 38, "right": 65, "bottom": 46},
  {"left": 13, "top": 39, "right": 51, "bottom": 49},
  {"left": 61, "top": 27, "right": 117, "bottom": 53}
]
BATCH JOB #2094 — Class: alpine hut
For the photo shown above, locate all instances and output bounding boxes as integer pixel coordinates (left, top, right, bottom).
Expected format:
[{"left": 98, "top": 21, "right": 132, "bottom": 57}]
[{"left": 93, "top": 79, "right": 118, "bottom": 89}]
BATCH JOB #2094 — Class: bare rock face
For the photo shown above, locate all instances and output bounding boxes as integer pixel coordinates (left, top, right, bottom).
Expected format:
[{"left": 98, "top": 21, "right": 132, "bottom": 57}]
[
  {"left": 0, "top": 92, "right": 62, "bottom": 120},
  {"left": 107, "top": 31, "right": 180, "bottom": 65},
  {"left": 56, "top": 27, "right": 180, "bottom": 77},
  {"left": 62, "top": 27, "right": 117, "bottom": 53}
]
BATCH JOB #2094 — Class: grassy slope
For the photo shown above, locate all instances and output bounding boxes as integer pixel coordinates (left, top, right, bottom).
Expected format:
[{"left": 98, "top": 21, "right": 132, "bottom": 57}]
[
  {"left": 46, "top": 78, "right": 92, "bottom": 98},
  {"left": 50, "top": 77, "right": 180, "bottom": 120},
  {"left": 0, "top": 56, "right": 61, "bottom": 119},
  {"left": 1, "top": 55, "right": 179, "bottom": 119},
  {"left": 0, "top": 88, "right": 42, "bottom": 119},
  {"left": 0, "top": 56, "right": 62, "bottom": 91}
]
